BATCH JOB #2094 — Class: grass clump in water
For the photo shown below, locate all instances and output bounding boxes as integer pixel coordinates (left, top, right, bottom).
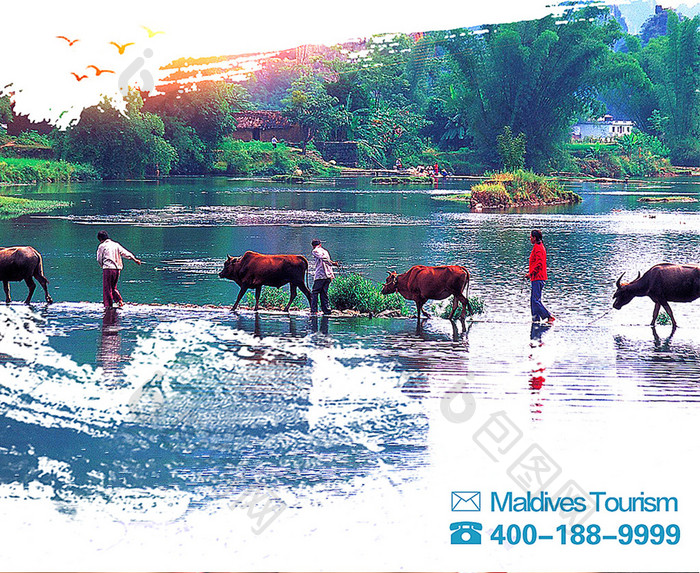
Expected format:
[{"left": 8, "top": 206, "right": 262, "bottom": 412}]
[
  {"left": 242, "top": 286, "right": 308, "bottom": 310},
  {"left": 239, "top": 273, "right": 412, "bottom": 315},
  {"left": 655, "top": 311, "right": 671, "bottom": 325},
  {"left": 0, "top": 195, "right": 70, "bottom": 219},
  {"left": 432, "top": 296, "right": 485, "bottom": 319},
  {"left": 329, "top": 273, "right": 411, "bottom": 315},
  {"left": 470, "top": 170, "right": 581, "bottom": 208}
]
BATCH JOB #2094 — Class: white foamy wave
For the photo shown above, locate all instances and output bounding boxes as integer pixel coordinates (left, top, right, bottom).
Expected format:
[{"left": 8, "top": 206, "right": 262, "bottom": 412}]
[
  {"left": 0, "top": 307, "right": 135, "bottom": 434},
  {"left": 51, "top": 205, "right": 430, "bottom": 228}
]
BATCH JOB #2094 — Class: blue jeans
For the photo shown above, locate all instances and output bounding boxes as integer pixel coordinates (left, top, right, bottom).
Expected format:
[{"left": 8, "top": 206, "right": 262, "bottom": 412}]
[{"left": 530, "top": 280, "right": 551, "bottom": 321}]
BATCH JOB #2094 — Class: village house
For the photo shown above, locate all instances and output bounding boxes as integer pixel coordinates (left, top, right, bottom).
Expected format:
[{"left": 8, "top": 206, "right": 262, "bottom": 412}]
[
  {"left": 572, "top": 114, "right": 634, "bottom": 142},
  {"left": 229, "top": 110, "right": 304, "bottom": 143}
]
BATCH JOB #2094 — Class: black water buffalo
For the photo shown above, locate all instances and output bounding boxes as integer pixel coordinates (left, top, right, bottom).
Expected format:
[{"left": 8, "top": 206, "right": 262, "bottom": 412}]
[
  {"left": 0, "top": 246, "right": 53, "bottom": 304},
  {"left": 218, "top": 251, "right": 312, "bottom": 312},
  {"left": 381, "top": 265, "right": 473, "bottom": 325},
  {"left": 612, "top": 263, "right": 700, "bottom": 328}
]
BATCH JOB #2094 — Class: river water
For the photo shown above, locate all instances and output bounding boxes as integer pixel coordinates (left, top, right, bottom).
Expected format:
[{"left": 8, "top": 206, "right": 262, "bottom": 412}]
[{"left": 1, "top": 176, "right": 699, "bottom": 569}]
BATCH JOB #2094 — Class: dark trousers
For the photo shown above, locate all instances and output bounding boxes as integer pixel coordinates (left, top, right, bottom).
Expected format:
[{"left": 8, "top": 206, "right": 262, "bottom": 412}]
[
  {"left": 530, "top": 279, "right": 551, "bottom": 321},
  {"left": 102, "top": 269, "right": 123, "bottom": 308},
  {"left": 311, "top": 278, "right": 331, "bottom": 313}
]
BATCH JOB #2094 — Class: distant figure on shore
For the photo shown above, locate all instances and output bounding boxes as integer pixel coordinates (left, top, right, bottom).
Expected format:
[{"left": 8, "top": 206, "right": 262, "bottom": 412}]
[
  {"left": 524, "top": 229, "right": 554, "bottom": 324},
  {"left": 434, "top": 162, "right": 439, "bottom": 176},
  {"left": 310, "top": 239, "right": 340, "bottom": 315},
  {"left": 395, "top": 158, "right": 403, "bottom": 170},
  {"left": 97, "top": 230, "right": 142, "bottom": 309},
  {"left": 271, "top": 136, "right": 278, "bottom": 149}
]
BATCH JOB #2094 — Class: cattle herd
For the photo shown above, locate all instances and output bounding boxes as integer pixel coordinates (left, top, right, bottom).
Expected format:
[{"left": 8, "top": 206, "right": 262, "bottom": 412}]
[{"left": 2, "top": 246, "right": 700, "bottom": 328}]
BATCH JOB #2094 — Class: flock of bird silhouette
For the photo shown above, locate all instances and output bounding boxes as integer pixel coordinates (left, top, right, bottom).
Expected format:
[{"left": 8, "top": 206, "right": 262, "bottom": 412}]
[{"left": 57, "top": 26, "right": 164, "bottom": 82}]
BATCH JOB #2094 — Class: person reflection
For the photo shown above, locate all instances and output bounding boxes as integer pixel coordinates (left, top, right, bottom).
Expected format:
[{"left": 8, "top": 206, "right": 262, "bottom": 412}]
[
  {"left": 528, "top": 322, "right": 550, "bottom": 391},
  {"left": 97, "top": 308, "right": 123, "bottom": 386},
  {"left": 310, "top": 314, "right": 329, "bottom": 336}
]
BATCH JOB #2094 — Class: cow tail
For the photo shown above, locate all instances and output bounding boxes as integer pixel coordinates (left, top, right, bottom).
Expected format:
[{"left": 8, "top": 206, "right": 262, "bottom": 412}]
[
  {"left": 304, "top": 256, "right": 310, "bottom": 291},
  {"left": 35, "top": 249, "right": 49, "bottom": 284},
  {"left": 461, "top": 266, "right": 473, "bottom": 315}
]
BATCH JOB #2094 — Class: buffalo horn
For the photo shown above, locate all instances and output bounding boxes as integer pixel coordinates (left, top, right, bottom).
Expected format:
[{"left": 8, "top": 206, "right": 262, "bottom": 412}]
[
  {"left": 635, "top": 271, "right": 641, "bottom": 281},
  {"left": 616, "top": 273, "right": 625, "bottom": 289}
]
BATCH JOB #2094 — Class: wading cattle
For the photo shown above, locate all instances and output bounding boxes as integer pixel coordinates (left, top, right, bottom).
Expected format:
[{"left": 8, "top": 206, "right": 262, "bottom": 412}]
[
  {"left": 612, "top": 263, "right": 700, "bottom": 328},
  {"left": 218, "top": 251, "right": 312, "bottom": 312},
  {"left": 0, "top": 246, "right": 53, "bottom": 304},
  {"left": 381, "top": 265, "right": 473, "bottom": 325}
]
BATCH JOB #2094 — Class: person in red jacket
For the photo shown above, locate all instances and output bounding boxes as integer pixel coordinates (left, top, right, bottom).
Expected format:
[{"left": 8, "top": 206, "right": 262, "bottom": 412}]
[{"left": 524, "top": 229, "right": 555, "bottom": 324}]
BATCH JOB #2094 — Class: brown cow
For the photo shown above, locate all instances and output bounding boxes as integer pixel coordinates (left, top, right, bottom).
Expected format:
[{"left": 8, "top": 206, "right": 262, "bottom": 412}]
[
  {"left": 0, "top": 246, "right": 53, "bottom": 304},
  {"left": 381, "top": 265, "right": 473, "bottom": 325},
  {"left": 218, "top": 251, "right": 312, "bottom": 312}
]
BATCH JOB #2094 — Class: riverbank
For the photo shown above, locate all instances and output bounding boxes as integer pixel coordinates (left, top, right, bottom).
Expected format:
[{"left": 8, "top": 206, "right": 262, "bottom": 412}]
[{"left": 0, "top": 157, "right": 99, "bottom": 184}]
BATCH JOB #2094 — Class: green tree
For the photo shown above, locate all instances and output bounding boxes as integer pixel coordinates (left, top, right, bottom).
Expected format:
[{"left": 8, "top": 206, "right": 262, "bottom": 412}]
[
  {"left": 161, "top": 115, "right": 207, "bottom": 174},
  {"left": 144, "top": 81, "right": 250, "bottom": 147},
  {"left": 354, "top": 34, "right": 414, "bottom": 107},
  {"left": 496, "top": 125, "right": 526, "bottom": 171},
  {"left": 281, "top": 75, "right": 346, "bottom": 153},
  {"left": 246, "top": 59, "right": 304, "bottom": 109},
  {"left": 354, "top": 103, "right": 428, "bottom": 167},
  {"left": 441, "top": 7, "right": 621, "bottom": 170},
  {"left": 0, "top": 95, "right": 11, "bottom": 126},
  {"left": 639, "top": 11, "right": 700, "bottom": 164},
  {"left": 62, "top": 91, "right": 176, "bottom": 178}
]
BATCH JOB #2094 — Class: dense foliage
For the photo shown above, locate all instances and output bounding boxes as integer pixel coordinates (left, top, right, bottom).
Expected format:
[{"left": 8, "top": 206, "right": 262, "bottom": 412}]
[
  {"left": 566, "top": 131, "right": 672, "bottom": 177},
  {"left": 213, "top": 139, "right": 339, "bottom": 176},
  {"left": 8, "top": 4, "right": 700, "bottom": 176},
  {"left": 60, "top": 92, "right": 177, "bottom": 179},
  {"left": 0, "top": 157, "right": 98, "bottom": 182}
]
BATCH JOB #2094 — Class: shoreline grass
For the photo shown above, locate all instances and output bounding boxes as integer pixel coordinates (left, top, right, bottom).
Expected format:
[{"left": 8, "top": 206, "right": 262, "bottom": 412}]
[{"left": 0, "top": 157, "right": 99, "bottom": 184}]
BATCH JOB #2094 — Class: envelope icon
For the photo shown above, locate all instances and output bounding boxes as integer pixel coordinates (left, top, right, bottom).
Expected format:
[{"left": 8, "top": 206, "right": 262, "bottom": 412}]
[{"left": 451, "top": 491, "right": 480, "bottom": 511}]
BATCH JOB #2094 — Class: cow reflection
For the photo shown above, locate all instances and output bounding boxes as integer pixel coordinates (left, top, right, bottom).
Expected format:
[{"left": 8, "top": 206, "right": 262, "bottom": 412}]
[{"left": 613, "top": 329, "right": 700, "bottom": 401}]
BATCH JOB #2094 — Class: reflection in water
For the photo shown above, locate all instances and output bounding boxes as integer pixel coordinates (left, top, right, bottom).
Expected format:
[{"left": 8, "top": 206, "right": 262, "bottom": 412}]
[
  {"left": 97, "top": 308, "right": 124, "bottom": 386},
  {"left": 614, "top": 327, "right": 700, "bottom": 402},
  {"left": 528, "top": 323, "right": 552, "bottom": 420},
  {"left": 309, "top": 315, "right": 329, "bottom": 336}
]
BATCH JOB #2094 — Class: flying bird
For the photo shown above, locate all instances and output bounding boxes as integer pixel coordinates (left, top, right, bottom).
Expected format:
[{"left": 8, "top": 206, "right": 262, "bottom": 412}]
[
  {"left": 110, "top": 41, "right": 135, "bottom": 54},
  {"left": 87, "top": 65, "right": 115, "bottom": 76},
  {"left": 141, "top": 26, "right": 165, "bottom": 38},
  {"left": 57, "top": 35, "right": 80, "bottom": 46},
  {"left": 71, "top": 72, "right": 88, "bottom": 81}
]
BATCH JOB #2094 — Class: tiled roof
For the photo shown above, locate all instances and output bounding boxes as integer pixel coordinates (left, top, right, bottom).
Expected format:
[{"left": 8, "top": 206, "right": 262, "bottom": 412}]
[{"left": 233, "top": 110, "right": 292, "bottom": 130}]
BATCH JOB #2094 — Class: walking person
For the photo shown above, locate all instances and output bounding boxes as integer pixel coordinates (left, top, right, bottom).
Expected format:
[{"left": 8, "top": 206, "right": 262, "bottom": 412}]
[
  {"left": 97, "top": 230, "right": 142, "bottom": 309},
  {"left": 310, "top": 239, "right": 340, "bottom": 315},
  {"left": 524, "top": 229, "right": 555, "bottom": 324}
]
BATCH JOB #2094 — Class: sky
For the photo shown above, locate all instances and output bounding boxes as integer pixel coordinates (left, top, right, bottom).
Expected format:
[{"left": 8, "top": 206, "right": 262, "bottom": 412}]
[{"left": 0, "top": 0, "right": 698, "bottom": 126}]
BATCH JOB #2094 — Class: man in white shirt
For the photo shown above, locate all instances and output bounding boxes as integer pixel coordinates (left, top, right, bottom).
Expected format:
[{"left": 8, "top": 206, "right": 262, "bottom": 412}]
[
  {"left": 96, "top": 230, "right": 142, "bottom": 308},
  {"left": 310, "top": 239, "right": 339, "bottom": 315}
]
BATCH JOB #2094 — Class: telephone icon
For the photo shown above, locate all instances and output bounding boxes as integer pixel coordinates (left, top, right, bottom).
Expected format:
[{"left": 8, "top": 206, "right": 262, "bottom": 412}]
[{"left": 450, "top": 521, "right": 482, "bottom": 545}]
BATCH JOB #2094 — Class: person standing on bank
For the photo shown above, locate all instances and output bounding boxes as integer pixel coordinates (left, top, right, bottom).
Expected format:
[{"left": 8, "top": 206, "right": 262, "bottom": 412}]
[
  {"left": 97, "top": 230, "right": 142, "bottom": 309},
  {"left": 310, "top": 239, "right": 340, "bottom": 315},
  {"left": 524, "top": 229, "right": 555, "bottom": 324}
]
